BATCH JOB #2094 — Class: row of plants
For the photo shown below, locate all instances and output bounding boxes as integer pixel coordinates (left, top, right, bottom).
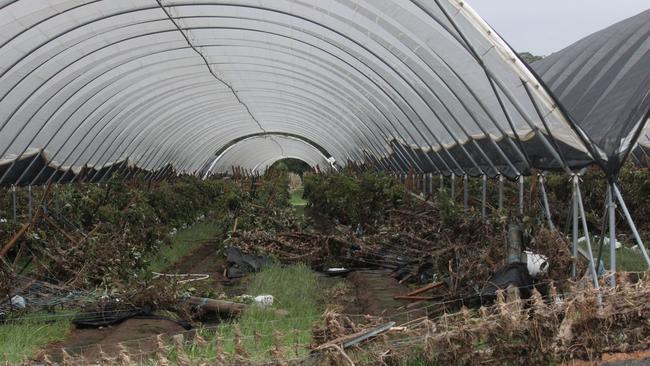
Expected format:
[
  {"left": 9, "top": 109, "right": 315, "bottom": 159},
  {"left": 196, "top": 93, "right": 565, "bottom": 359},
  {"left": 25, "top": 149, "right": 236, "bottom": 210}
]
[
  {"left": 0, "top": 176, "right": 242, "bottom": 290},
  {"left": 302, "top": 171, "right": 405, "bottom": 226},
  {"left": 0, "top": 170, "right": 305, "bottom": 295},
  {"left": 0, "top": 169, "right": 300, "bottom": 292}
]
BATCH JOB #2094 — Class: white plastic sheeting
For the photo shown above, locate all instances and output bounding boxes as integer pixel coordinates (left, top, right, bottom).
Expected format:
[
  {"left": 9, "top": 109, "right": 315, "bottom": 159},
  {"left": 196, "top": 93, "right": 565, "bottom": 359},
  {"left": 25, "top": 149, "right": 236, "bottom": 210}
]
[{"left": 0, "top": 0, "right": 608, "bottom": 183}]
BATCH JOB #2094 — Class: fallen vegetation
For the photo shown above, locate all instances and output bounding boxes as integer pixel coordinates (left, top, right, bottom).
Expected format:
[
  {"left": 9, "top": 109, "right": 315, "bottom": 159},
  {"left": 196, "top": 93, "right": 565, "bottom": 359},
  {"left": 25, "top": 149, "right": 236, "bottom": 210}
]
[{"left": 2, "top": 164, "right": 650, "bottom": 364}]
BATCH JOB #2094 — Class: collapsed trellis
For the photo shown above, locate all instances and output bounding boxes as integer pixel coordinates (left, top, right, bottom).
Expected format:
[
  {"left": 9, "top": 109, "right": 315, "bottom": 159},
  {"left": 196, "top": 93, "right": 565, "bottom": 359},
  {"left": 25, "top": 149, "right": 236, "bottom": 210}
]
[
  {"left": 30, "top": 273, "right": 650, "bottom": 366},
  {"left": 229, "top": 196, "right": 578, "bottom": 304}
]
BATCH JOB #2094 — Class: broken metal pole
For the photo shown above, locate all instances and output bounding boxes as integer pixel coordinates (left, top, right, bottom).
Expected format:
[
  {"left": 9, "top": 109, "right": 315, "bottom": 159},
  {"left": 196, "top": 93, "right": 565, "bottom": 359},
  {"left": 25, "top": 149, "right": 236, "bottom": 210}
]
[
  {"left": 187, "top": 296, "right": 288, "bottom": 317},
  {"left": 613, "top": 183, "right": 650, "bottom": 269},
  {"left": 507, "top": 222, "right": 523, "bottom": 263},
  {"left": 188, "top": 296, "right": 248, "bottom": 314}
]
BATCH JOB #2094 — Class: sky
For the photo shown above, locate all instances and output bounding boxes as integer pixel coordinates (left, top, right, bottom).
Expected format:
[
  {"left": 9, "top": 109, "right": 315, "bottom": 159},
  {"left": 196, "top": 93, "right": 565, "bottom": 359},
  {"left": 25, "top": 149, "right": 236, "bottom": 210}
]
[{"left": 469, "top": 1, "right": 650, "bottom": 56}]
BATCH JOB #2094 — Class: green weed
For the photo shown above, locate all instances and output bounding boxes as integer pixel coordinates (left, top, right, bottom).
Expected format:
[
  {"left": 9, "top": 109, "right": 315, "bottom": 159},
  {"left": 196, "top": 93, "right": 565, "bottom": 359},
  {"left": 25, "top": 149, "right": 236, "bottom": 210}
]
[{"left": 0, "top": 313, "right": 73, "bottom": 363}]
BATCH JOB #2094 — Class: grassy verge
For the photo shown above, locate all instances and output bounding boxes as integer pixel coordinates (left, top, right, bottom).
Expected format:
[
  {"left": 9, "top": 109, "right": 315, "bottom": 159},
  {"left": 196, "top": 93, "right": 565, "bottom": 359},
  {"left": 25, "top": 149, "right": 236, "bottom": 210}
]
[
  {"left": 579, "top": 241, "right": 648, "bottom": 272},
  {"left": 148, "top": 220, "right": 221, "bottom": 272},
  {"left": 0, "top": 314, "right": 73, "bottom": 363},
  {"left": 185, "top": 264, "right": 322, "bottom": 363}
]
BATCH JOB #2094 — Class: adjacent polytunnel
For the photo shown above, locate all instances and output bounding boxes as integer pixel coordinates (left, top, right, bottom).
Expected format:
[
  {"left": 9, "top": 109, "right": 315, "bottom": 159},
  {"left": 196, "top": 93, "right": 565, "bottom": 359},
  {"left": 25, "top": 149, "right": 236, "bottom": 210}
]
[{"left": 532, "top": 9, "right": 650, "bottom": 176}]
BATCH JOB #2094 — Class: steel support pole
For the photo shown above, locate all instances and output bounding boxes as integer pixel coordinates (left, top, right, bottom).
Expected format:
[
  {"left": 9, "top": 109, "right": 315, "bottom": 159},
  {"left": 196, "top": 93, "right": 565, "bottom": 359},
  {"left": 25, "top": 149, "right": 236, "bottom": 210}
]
[
  {"left": 607, "top": 182, "right": 616, "bottom": 287},
  {"left": 574, "top": 177, "right": 600, "bottom": 289},
  {"left": 498, "top": 175, "right": 504, "bottom": 211},
  {"left": 421, "top": 174, "right": 426, "bottom": 195},
  {"left": 481, "top": 174, "right": 487, "bottom": 218},
  {"left": 54, "top": 184, "right": 60, "bottom": 217},
  {"left": 428, "top": 173, "right": 433, "bottom": 197},
  {"left": 463, "top": 174, "right": 469, "bottom": 210},
  {"left": 539, "top": 174, "right": 555, "bottom": 230},
  {"left": 518, "top": 175, "right": 524, "bottom": 216},
  {"left": 571, "top": 176, "right": 578, "bottom": 278},
  {"left": 11, "top": 185, "right": 16, "bottom": 224},
  {"left": 27, "top": 185, "right": 32, "bottom": 220},
  {"left": 451, "top": 173, "right": 456, "bottom": 202},
  {"left": 613, "top": 183, "right": 650, "bottom": 269},
  {"left": 439, "top": 173, "right": 444, "bottom": 192}
]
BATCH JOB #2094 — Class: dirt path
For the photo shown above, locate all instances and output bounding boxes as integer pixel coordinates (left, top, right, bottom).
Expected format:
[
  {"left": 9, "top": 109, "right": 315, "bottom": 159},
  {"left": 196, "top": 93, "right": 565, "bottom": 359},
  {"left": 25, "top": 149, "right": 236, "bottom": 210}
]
[
  {"left": 39, "top": 238, "right": 227, "bottom": 364},
  {"left": 41, "top": 318, "right": 186, "bottom": 363},
  {"left": 347, "top": 269, "right": 427, "bottom": 323},
  {"left": 167, "top": 238, "right": 228, "bottom": 287}
]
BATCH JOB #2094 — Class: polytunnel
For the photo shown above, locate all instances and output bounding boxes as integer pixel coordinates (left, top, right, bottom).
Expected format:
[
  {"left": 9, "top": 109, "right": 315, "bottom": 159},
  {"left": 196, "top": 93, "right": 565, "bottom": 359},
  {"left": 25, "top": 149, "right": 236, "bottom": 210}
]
[
  {"left": 0, "top": 0, "right": 605, "bottom": 186},
  {"left": 203, "top": 134, "right": 335, "bottom": 175},
  {"left": 528, "top": 8, "right": 650, "bottom": 287},
  {"left": 3, "top": 3, "right": 650, "bottom": 359},
  {"left": 532, "top": 9, "right": 650, "bottom": 176}
]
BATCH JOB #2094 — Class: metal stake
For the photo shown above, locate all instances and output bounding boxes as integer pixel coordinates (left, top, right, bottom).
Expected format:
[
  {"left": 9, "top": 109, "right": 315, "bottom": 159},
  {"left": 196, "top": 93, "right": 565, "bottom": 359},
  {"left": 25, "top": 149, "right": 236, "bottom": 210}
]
[
  {"left": 571, "top": 177, "right": 578, "bottom": 278},
  {"left": 574, "top": 177, "right": 600, "bottom": 289},
  {"left": 27, "top": 185, "right": 32, "bottom": 220},
  {"left": 498, "top": 175, "right": 504, "bottom": 211},
  {"left": 451, "top": 173, "right": 456, "bottom": 202},
  {"left": 55, "top": 184, "right": 60, "bottom": 217},
  {"left": 539, "top": 174, "right": 555, "bottom": 230},
  {"left": 607, "top": 182, "right": 616, "bottom": 287},
  {"left": 613, "top": 183, "right": 650, "bottom": 269},
  {"left": 481, "top": 174, "right": 487, "bottom": 218},
  {"left": 463, "top": 174, "right": 469, "bottom": 210},
  {"left": 421, "top": 174, "right": 426, "bottom": 195},
  {"left": 11, "top": 185, "right": 16, "bottom": 224},
  {"left": 518, "top": 175, "right": 524, "bottom": 215}
]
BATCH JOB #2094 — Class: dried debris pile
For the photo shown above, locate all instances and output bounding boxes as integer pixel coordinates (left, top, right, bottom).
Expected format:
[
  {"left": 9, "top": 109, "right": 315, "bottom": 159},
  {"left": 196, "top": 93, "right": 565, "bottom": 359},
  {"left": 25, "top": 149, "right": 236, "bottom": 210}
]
[
  {"left": 314, "top": 275, "right": 650, "bottom": 365},
  {"left": 229, "top": 191, "right": 578, "bottom": 309}
]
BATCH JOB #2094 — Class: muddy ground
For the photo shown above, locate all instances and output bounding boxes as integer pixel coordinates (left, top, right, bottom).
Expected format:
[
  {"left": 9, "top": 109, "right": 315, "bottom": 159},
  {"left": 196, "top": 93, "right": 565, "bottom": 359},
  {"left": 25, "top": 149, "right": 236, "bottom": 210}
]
[
  {"left": 38, "top": 238, "right": 229, "bottom": 364},
  {"left": 37, "top": 209, "right": 423, "bottom": 364}
]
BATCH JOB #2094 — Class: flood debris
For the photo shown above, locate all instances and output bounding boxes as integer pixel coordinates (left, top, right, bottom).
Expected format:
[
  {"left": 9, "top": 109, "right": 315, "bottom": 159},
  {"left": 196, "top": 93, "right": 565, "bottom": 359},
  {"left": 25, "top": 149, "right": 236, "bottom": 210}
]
[
  {"left": 313, "top": 275, "right": 650, "bottom": 365},
  {"left": 225, "top": 246, "right": 273, "bottom": 278}
]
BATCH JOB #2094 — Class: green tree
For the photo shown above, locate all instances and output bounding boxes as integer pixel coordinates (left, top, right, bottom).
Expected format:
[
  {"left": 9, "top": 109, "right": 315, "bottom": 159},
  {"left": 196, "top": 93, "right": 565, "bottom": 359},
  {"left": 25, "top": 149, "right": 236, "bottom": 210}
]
[{"left": 519, "top": 51, "right": 543, "bottom": 64}]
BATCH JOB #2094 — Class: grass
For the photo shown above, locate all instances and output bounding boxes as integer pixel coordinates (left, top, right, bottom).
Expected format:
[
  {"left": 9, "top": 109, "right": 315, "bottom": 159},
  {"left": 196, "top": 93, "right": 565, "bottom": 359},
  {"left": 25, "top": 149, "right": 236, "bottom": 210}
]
[
  {"left": 290, "top": 188, "right": 307, "bottom": 219},
  {"left": 148, "top": 220, "right": 221, "bottom": 272},
  {"left": 0, "top": 313, "right": 73, "bottom": 363},
  {"left": 578, "top": 239, "right": 648, "bottom": 272},
  {"left": 289, "top": 188, "right": 307, "bottom": 207},
  {"left": 184, "top": 264, "right": 322, "bottom": 363}
]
